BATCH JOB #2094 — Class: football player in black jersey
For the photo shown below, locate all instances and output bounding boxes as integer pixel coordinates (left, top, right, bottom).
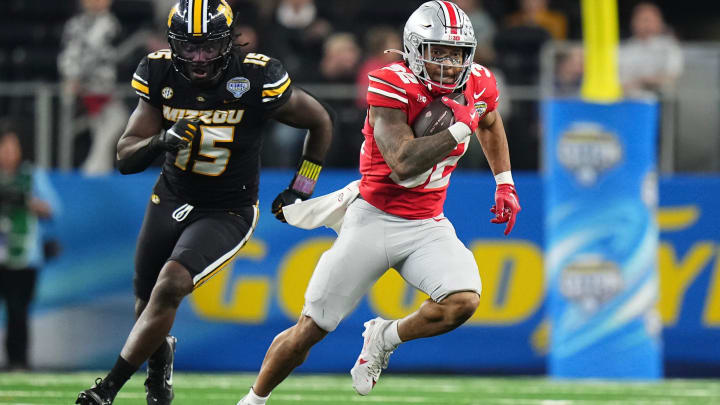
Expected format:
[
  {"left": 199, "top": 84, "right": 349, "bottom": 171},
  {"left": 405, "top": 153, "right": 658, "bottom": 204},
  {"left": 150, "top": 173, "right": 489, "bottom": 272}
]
[{"left": 76, "top": 1, "right": 333, "bottom": 404}]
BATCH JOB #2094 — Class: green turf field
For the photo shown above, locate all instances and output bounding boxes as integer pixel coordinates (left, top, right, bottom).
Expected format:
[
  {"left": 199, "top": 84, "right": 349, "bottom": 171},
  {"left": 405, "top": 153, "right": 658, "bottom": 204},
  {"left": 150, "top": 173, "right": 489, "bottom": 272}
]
[{"left": 1, "top": 372, "right": 719, "bottom": 404}]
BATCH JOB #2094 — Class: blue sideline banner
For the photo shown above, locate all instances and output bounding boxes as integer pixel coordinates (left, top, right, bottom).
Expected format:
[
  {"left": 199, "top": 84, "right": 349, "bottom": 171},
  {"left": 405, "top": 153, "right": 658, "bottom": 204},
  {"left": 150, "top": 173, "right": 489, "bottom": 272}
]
[
  {"left": 1, "top": 170, "right": 718, "bottom": 375},
  {"left": 543, "top": 100, "right": 662, "bottom": 378}
]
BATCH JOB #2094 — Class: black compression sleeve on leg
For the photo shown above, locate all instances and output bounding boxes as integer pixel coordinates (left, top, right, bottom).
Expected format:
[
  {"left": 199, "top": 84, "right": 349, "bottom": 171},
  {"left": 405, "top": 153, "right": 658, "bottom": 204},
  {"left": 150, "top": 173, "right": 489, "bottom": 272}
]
[{"left": 117, "top": 136, "right": 163, "bottom": 175}]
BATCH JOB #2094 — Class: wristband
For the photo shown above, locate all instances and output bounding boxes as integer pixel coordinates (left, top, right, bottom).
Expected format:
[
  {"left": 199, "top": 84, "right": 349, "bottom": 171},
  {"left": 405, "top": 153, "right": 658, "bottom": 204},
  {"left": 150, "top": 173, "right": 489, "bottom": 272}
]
[
  {"left": 290, "top": 157, "right": 323, "bottom": 196},
  {"left": 494, "top": 171, "right": 514, "bottom": 185},
  {"left": 447, "top": 122, "right": 472, "bottom": 144}
]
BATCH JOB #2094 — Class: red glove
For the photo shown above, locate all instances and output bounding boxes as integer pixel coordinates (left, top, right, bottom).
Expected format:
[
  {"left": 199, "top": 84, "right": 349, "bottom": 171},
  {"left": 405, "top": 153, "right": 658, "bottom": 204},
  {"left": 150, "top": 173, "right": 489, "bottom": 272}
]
[
  {"left": 491, "top": 184, "right": 521, "bottom": 235},
  {"left": 442, "top": 96, "right": 480, "bottom": 133}
]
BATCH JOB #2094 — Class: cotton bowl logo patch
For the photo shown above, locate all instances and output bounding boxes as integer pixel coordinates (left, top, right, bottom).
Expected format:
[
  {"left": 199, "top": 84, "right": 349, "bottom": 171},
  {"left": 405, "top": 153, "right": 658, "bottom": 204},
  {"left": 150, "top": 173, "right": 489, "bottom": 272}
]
[
  {"left": 557, "top": 122, "right": 622, "bottom": 186},
  {"left": 474, "top": 101, "right": 487, "bottom": 116},
  {"left": 227, "top": 77, "right": 250, "bottom": 98},
  {"left": 560, "top": 256, "right": 623, "bottom": 314}
]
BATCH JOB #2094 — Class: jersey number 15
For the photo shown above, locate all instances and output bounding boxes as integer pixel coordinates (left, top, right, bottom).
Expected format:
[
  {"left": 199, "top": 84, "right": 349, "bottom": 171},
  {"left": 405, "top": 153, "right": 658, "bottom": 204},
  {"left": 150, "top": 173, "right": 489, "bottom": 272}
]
[{"left": 174, "top": 126, "right": 234, "bottom": 176}]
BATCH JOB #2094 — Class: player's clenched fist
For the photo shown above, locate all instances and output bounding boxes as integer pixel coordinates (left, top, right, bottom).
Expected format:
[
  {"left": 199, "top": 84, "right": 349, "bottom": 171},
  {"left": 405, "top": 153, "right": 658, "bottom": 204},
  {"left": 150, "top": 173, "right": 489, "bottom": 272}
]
[
  {"left": 441, "top": 95, "right": 480, "bottom": 133},
  {"left": 491, "top": 183, "right": 521, "bottom": 235},
  {"left": 154, "top": 118, "right": 199, "bottom": 152}
]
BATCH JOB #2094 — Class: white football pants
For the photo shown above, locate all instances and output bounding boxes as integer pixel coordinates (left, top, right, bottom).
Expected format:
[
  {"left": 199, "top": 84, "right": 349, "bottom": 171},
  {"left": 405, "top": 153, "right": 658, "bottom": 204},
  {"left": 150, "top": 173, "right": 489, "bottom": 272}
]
[{"left": 302, "top": 198, "right": 482, "bottom": 332}]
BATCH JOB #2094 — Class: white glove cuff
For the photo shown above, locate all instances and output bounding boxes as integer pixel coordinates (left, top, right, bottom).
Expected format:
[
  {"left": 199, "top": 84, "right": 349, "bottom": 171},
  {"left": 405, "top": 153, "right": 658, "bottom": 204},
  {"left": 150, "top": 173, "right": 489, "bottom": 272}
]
[
  {"left": 494, "top": 171, "right": 514, "bottom": 186},
  {"left": 447, "top": 122, "right": 472, "bottom": 144}
]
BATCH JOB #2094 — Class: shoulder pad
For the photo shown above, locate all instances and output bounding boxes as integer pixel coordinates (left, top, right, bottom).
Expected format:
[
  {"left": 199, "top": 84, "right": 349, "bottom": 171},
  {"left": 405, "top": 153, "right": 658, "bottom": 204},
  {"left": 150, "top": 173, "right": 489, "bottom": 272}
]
[
  {"left": 258, "top": 56, "right": 292, "bottom": 106},
  {"left": 469, "top": 64, "right": 500, "bottom": 114}
]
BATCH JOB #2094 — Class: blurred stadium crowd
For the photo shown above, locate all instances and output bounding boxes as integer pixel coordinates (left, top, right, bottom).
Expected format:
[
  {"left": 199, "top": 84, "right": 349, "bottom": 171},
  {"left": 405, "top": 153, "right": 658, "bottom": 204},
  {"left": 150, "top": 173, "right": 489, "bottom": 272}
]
[{"left": 0, "top": 0, "right": 716, "bottom": 173}]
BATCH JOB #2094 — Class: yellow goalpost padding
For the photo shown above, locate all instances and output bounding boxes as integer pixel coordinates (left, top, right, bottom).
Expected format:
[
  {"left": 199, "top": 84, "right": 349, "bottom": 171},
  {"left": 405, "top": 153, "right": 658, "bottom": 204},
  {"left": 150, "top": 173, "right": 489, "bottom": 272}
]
[{"left": 580, "top": 0, "right": 623, "bottom": 102}]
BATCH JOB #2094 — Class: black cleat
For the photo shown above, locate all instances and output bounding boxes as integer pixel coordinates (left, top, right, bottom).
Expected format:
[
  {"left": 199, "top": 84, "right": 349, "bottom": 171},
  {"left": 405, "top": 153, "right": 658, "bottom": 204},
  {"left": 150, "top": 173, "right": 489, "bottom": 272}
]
[
  {"left": 145, "top": 335, "right": 177, "bottom": 405},
  {"left": 76, "top": 378, "right": 115, "bottom": 405}
]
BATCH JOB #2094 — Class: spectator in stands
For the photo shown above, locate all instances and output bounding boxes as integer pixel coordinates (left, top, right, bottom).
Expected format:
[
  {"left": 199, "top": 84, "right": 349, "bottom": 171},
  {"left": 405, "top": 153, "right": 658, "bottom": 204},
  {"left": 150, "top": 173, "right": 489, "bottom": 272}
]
[
  {"left": 505, "top": 0, "right": 567, "bottom": 40},
  {"left": 355, "top": 26, "right": 402, "bottom": 108},
  {"left": 58, "top": 0, "right": 129, "bottom": 175},
  {"left": 315, "top": 33, "right": 364, "bottom": 167},
  {"left": 554, "top": 45, "right": 584, "bottom": 97},
  {"left": 619, "top": 2, "right": 683, "bottom": 98},
  {"left": 0, "top": 120, "right": 60, "bottom": 371},
  {"left": 264, "top": 0, "right": 332, "bottom": 82},
  {"left": 319, "top": 33, "right": 361, "bottom": 84}
]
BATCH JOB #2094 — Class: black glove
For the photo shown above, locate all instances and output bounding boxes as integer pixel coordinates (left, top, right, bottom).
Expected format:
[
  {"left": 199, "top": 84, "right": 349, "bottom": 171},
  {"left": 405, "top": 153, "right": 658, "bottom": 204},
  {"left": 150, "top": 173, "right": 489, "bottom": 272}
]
[
  {"left": 271, "top": 189, "right": 307, "bottom": 222},
  {"left": 153, "top": 118, "right": 199, "bottom": 152}
]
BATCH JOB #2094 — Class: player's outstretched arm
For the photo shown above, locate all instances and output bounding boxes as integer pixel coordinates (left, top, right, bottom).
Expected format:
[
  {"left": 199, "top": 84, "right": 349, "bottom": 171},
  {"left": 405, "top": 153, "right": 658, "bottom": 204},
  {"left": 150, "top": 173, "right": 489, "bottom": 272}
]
[
  {"left": 371, "top": 106, "right": 458, "bottom": 180},
  {"left": 475, "top": 110, "right": 520, "bottom": 235},
  {"left": 269, "top": 88, "right": 334, "bottom": 221}
]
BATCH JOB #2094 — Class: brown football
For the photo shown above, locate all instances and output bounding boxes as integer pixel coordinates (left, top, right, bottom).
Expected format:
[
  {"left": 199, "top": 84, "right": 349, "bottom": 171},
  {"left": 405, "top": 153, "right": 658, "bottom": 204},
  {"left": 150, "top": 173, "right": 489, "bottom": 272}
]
[{"left": 411, "top": 92, "right": 467, "bottom": 137}]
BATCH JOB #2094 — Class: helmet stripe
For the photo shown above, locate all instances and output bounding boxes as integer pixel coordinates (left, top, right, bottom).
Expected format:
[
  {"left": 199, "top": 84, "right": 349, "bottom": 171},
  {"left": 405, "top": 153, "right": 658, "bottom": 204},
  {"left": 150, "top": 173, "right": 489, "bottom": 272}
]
[
  {"left": 187, "top": 0, "right": 193, "bottom": 33},
  {"left": 167, "top": 4, "right": 178, "bottom": 28},
  {"left": 202, "top": 0, "right": 208, "bottom": 34},
  {"left": 193, "top": 0, "right": 203, "bottom": 34},
  {"left": 434, "top": 1, "right": 449, "bottom": 31},
  {"left": 442, "top": 1, "right": 459, "bottom": 34}
]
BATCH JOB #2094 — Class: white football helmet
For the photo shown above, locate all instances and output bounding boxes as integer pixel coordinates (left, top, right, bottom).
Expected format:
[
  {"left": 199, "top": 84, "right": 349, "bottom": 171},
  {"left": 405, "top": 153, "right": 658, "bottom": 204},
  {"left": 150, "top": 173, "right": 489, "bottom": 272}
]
[{"left": 402, "top": 1, "right": 477, "bottom": 92}]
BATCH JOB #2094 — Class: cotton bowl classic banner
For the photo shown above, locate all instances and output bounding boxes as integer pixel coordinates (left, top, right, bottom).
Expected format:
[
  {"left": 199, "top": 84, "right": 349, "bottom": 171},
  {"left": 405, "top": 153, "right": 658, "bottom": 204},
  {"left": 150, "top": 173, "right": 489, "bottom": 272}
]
[
  {"left": 2, "top": 170, "right": 719, "bottom": 375},
  {"left": 543, "top": 99, "right": 662, "bottom": 378}
]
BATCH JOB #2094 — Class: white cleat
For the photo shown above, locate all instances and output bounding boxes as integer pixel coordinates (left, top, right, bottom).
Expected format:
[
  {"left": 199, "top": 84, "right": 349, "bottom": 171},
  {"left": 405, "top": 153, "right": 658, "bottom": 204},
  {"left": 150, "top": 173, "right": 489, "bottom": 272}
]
[
  {"left": 350, "top": 317, "right": 396, "bottom": 395},
  {"left": 236, "top": 389, "right": 269, "bottom": 405},
  {"left": 236, "top": 395, "right": 255, "bottom": 405}
]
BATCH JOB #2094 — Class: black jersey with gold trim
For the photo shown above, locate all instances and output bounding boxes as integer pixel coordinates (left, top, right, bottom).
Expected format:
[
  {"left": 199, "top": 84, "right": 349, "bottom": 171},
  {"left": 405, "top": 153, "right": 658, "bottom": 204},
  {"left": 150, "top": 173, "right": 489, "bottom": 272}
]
[{"left": 131, "top": 49, "right": 292, "bottom": 209}]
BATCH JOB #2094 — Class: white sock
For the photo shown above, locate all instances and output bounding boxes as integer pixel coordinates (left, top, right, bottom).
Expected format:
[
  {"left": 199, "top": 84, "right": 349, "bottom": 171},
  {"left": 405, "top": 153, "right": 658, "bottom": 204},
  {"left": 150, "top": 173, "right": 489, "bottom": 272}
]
[
  {"left": 382, "top": 320, "right": 402, "bottom": 350},
  {"left": 243, "top": 387, "right": 270, "bottom": 405}
]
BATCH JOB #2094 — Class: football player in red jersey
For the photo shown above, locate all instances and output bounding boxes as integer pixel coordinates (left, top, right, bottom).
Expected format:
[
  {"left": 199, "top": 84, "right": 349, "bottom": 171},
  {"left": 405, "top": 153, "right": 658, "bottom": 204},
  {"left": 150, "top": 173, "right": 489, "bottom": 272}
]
[{"left": 237, "top": 2, "right": 520, "bottom": 404}]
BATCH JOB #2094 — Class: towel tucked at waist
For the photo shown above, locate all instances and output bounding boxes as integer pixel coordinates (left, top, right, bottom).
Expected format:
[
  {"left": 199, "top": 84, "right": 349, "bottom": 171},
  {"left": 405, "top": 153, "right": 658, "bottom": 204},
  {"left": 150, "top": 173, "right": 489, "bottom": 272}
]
[{"left": 282, "top": 180, "right": 360, "bottom": 234}]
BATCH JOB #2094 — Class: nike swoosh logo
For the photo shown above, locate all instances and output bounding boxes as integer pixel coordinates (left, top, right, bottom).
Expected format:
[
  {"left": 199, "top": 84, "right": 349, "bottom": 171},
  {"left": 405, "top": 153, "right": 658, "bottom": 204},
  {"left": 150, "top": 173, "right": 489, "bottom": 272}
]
[
  {"left": 474, "top": 88, "right": 486, "bottom": 99},
  {"left": 359, "top": 358, "right": 368, "bottom": 365},
  {"left": 433, "top": 217, "right": 446, "bottom": 222},
  {"left": 166, "top": 364, "right": 174, "bottom": 386}
]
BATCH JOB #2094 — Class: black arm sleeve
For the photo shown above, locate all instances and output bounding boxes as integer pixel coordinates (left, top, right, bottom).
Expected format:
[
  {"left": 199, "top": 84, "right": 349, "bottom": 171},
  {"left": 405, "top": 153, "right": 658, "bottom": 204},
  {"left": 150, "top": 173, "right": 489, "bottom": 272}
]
[{"left": 116, "top": 136, "right": 163, "bottom": 175}]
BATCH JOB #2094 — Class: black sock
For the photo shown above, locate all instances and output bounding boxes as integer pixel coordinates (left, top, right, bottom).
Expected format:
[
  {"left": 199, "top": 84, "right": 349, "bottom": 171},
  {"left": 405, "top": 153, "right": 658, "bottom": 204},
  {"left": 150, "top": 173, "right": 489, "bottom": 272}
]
[
  {"left": 104, "top": 355, "right": 139, "bottom": 393},
  {"left": 148, "top": 338, "right": 170, "bottom": 370}
]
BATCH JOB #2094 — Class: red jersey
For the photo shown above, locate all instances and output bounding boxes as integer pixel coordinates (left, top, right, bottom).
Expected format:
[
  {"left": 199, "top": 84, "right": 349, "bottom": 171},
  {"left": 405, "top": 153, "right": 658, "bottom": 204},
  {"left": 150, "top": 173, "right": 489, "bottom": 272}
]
[{"left": 358, "top": 61, "right": 500, "bottom": 219}]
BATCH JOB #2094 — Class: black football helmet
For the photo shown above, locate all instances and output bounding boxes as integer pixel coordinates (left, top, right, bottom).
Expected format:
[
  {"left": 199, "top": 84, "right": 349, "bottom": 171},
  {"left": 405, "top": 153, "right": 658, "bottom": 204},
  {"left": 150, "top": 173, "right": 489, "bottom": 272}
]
[{"left": 167, "top": 0, "right": 234, "bottom": 83}]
